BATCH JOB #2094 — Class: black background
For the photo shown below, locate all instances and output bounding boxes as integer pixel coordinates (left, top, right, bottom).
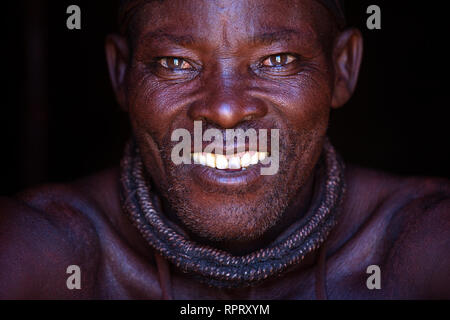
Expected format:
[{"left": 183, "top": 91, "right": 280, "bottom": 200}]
[{"left": 2, "top": 0, "right": 449, "bottom": 196}]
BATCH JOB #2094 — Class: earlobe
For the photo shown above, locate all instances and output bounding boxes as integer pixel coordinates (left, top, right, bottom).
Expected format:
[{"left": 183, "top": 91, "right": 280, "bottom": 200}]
[
  {"left": 105, "top": 34, "right": 130, "bottom": 111},
  {"left": 331, "top": 28, "right": 363, "bottom": 109}
]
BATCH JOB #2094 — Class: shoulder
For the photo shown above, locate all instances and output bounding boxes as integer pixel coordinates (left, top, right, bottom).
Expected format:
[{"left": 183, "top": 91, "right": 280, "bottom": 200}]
[
  {"left": 344, "top": 165, "right": 449, "bottom": 222},
  {"left": 342, "top": 165, "right": 450, "bottom": 298},
  {"left": 347, "top": 164, "right": 449, "bottom": 211},
  {"left": 382, "top": 174, "right": 450, "bottom": 298},
  {"left": 0, "top": 169, "right": 119, "bottom": 298}
]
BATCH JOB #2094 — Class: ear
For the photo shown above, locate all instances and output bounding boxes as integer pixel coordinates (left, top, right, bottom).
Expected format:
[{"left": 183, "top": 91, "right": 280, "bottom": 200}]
[
  {"left": 331, "top": 28, "right": 363, "bottom": 108},
  {"left": 105, "top": 34, "right": 130, "bottom": 111}
]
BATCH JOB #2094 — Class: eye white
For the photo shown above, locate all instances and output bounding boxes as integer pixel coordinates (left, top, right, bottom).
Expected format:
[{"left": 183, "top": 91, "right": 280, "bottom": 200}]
[
  {"left": 160, "top": 58, "right": 191, "bottom": 69},
  {"left": 263, "top": 54, "right": 296, "bottom": 67}
]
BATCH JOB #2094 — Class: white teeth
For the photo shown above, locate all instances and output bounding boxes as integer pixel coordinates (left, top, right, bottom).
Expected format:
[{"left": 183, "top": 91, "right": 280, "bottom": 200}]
[
  {"left": 228, "top": 157, "right": 241, "bottom": 169},
  {"left": 198, "top": 153, "right": 207, "bottom": 166},
  {"left": 240, "top": 153, "right": 251, "bottom": 168},
  {"left": 206, "top": 153, "right": 216, "bottom": 168},
  {"left": 215, "top": 154, "right": 228, "bottom": 169},
  {"left": 250, "top": 152, "right": 259, "bottom": 165},
  {"left": 191, "top": 151, "right": 269, "bottom": 170},
  {"left": 258, "top": 152, "right": 268, "bottom": 161},
  {"left": 193, "top": 152, "right": 200, "bottom": 164}
]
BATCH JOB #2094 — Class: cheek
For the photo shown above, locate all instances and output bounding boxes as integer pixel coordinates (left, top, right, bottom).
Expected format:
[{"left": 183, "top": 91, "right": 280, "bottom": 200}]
[
  {"left": 127, "top": 70, "right": 173, "bottom": 138},
  {"left": 125, "top": 69, "right": 183, "bottom": 187},
  {"left": 125, "top": 65, "right": 203, "bottom": 187},
  {"left": 126, "top": 66, "right": 196, "bottom": 144},
  {"left": 290, "top": 86, "right": 331, "bottom": 136},
  {"left": 264, "top": 75, "right": 332, "bottom": 137},
  {"left": 260, "top": 71, "right": 332, "bottom": 178}
]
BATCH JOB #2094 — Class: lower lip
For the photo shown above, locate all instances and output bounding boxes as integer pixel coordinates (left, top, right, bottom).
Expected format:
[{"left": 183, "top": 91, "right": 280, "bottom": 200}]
[{"left": 189, "top": 163, "right": 265, "bottom": 191}]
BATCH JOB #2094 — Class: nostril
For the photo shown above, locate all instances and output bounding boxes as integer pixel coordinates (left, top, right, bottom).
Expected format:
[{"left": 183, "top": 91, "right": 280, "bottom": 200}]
[
  {"left": 187, "top": 105, "right": 206, "bottom": 122},
  {"left": 187, "top": 96, "right": 267, "bottom": 129},
  {"left": 194, "top": 116, "right": 207, "bottom": 122}
]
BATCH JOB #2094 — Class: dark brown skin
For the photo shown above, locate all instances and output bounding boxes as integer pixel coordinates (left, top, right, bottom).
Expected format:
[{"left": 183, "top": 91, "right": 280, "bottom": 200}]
[{"left": 1, "top": 0, "right": 449, "bottom": 299}]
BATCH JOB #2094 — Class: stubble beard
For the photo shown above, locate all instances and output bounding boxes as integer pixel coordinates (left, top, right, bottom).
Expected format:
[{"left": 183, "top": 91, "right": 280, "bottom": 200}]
[{"left": 157, "top": 129, "right": 319, "bottom": 243}]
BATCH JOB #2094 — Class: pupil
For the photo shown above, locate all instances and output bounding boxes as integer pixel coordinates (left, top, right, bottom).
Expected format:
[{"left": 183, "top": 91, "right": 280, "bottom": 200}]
[{"left": 271, "top": 55, "right": 286, "bottom": 66}]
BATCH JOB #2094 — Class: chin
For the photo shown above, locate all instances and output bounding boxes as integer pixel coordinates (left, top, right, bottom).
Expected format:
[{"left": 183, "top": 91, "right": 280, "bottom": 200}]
[
  {"left": 168, "top": 186, "right": 289, "bottom": 241},
  {"left": 162, "top": 153, "right": 307, "bottom": 242}
]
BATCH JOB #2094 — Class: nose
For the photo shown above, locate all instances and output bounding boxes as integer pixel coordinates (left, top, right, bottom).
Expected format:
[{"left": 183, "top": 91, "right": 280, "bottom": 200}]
[{"left": 188, "top": 74, "right": 267, "bottom": 129}]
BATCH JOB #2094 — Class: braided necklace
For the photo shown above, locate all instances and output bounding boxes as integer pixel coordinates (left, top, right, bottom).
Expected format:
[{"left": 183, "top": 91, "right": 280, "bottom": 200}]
[{"left": 120, "top": 138, "right": 346, "bottom": 288}]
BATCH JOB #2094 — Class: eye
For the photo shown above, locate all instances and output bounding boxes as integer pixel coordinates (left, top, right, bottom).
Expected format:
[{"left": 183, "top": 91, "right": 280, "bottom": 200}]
[
  {"left": 262, "top": 53, "right": 297, "bottom": 67},
  {"left": 158, "top": 57, "right": 193, "bottom": 70}
]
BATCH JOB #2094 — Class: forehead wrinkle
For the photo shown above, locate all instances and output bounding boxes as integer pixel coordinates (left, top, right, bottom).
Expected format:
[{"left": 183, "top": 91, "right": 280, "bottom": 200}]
[
  {"left": 132, "top": 0, "right": 330, "bottom": 53},
  {"left": 248, "top": 28, "right": 312, "bottom": 46},
  {"left": 142, "top": 29, "right": 197, "bottom": 46}
]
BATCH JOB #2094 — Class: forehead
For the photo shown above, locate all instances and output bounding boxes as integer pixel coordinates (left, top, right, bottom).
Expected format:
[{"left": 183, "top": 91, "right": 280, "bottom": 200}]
[{"left": 130, "top": 0, "right": 333, "bottom": 46}]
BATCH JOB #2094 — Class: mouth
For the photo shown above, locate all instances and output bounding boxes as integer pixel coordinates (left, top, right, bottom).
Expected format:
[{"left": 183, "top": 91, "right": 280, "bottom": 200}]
[
  {"left": 184, "top": 150, "right": 272, "bottom": 191},
  {"left": 191, "top": 151, "right": 269, "bottom": 171}
]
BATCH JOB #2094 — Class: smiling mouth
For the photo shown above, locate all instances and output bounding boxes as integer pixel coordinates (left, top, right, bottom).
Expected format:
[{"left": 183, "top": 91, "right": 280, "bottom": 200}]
[{"left": 191, "top": 151, "right": 269, "bottom": 171}]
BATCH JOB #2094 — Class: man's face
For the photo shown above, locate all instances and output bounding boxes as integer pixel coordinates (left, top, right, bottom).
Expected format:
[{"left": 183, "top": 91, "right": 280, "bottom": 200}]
[{"left": 122, "top": 0, "right": 338, "bottom": 242}]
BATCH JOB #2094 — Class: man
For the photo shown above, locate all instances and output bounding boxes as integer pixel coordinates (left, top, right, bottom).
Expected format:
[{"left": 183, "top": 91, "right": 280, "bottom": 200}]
[{"left": 0, "top": 0, "right": 449, "bottom": 299}]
